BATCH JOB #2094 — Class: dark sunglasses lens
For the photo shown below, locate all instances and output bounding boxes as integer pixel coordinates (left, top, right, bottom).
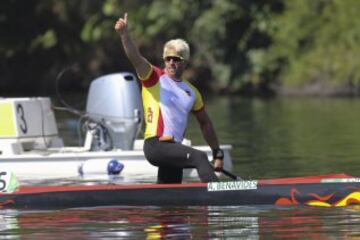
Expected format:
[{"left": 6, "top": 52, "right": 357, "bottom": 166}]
[{"left": 165, "top": 56, "right": 182, "bottom": 62}]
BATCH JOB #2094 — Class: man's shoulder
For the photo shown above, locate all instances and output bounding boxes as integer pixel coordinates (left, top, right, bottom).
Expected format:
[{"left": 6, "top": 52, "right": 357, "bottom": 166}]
[
  {"left": 183, "top": 80, "right": 201, "bottom": 93},
  {"left": 141, "top": 66, "right": 164, "bottom": 88}
]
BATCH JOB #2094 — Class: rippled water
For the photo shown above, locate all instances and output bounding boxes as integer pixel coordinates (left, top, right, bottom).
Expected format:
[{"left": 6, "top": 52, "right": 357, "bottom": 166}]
[
  {"left": 199, "top": 97, "right": 360, "bottom": 179},
  {"left": 1, "top": 206, "right": 360, "bottom": 239},
  {"left": 2, "top": 96, "right": 360, "bottom": 239}
]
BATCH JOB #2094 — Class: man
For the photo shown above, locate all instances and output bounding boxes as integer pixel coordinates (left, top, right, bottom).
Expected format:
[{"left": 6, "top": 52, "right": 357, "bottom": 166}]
[{"left": 115, "top": 13, "right": 224, "bottom": 183}]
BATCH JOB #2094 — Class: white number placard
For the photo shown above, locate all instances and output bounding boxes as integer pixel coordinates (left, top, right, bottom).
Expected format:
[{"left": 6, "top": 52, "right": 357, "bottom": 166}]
[{"left": 0, "top": 171, "right": 19, "bottom": 193}]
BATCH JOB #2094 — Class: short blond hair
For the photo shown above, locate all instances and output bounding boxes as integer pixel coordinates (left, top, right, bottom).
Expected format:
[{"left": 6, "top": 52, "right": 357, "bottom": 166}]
[{"left": 163, "top": 39, "right": 190, "bottom": 60}]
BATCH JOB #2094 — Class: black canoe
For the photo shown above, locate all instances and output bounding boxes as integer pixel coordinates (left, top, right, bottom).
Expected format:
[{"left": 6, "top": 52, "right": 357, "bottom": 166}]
[{"left": 1, "top": 173, "right": 360, "bottom": 209}]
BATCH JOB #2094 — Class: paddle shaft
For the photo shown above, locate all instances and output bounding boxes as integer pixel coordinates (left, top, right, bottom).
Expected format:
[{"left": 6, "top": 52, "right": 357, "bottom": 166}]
[{"left": 221, "top": 169, "right": 240, "bottom": 180}]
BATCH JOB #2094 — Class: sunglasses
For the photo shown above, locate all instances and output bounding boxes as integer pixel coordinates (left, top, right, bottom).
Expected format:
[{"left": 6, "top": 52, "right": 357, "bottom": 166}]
[{"left": 164, "top": 56, "right": 183, "bottom": 63}]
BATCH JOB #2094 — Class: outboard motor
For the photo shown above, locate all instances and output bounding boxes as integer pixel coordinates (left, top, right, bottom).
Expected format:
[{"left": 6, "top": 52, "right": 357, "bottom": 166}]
[{"left": 85, "top": 72, "right": 142, "bottom": 150}]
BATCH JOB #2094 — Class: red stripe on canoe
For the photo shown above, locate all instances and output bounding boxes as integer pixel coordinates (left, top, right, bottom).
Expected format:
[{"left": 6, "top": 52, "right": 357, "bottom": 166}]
[
  {"left": 2, "top": 173, "right": 353, "bottom": 195},
  {"left": 258, "top": 173, "right": 353, "bottom": 185}
]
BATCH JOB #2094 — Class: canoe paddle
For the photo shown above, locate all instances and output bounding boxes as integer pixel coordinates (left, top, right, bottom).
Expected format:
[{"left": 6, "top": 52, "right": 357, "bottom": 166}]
[
  {"left": 214, "top": 167, "right": 242, "bottom": 181},
  {"left": 220, "top": 169, "right": 242, "bottom": 181}
]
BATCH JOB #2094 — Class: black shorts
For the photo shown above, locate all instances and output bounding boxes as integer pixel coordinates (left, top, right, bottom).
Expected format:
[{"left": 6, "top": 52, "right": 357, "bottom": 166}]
[{"left": 143, "top": 137, "right": 218, "bottom": 183}]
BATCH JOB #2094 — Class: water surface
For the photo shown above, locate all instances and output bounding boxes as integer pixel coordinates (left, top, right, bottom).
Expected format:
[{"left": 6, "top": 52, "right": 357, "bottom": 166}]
[{"left": 1, "top": 206, "right": 360, "bottom": 239}]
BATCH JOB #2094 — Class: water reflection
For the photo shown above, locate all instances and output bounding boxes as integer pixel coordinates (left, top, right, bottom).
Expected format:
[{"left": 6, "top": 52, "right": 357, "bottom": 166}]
[{"left": 1, "top": 206, "right": 360, "bottom": 239}]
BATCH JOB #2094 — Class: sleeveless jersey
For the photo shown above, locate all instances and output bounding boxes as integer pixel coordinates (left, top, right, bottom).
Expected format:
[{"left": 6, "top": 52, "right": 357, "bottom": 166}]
[{"left": 141, "top": 66, "right": 204, "bottom": 143}]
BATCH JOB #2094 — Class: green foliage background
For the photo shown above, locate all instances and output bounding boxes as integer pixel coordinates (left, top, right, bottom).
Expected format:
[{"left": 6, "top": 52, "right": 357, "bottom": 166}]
[{"left": 1, "top": 0, "right": 360, "bottom": 96}]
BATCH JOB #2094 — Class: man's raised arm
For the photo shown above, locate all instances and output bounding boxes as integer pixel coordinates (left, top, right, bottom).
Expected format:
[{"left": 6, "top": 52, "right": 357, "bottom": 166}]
[{"left": 114, "top": 13, "right": 152, "bottom": 79}]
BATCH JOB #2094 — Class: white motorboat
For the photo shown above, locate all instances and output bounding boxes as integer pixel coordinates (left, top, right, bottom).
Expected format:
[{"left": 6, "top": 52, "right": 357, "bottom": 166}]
[{"left": 0, "top": 73, "right": 232, "bottom": 183}]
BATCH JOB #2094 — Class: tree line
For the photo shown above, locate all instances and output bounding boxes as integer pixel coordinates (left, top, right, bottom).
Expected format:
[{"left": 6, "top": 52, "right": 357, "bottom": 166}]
[{"left": 1, "top": 0, "right": 360, "bottom": 96}]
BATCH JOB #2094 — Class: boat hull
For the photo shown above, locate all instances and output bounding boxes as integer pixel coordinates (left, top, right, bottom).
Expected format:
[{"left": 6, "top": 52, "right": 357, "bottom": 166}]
[
  {"left": 0, "top": 144, "right": 232, "bottom": 182},
  {"left": 1, "top": 174, "right": 360, "bottom": 209}
]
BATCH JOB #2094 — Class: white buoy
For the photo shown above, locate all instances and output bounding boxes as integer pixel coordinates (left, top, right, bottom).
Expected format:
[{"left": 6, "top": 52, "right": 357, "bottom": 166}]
[{"left": 78, "top": 159, "right": 124, "bottom": 176}]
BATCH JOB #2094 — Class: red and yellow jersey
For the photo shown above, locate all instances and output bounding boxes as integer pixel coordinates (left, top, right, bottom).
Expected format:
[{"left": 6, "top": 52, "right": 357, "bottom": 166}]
[{"left": 141, "top": 66, "right": 204, "bottom": 142}]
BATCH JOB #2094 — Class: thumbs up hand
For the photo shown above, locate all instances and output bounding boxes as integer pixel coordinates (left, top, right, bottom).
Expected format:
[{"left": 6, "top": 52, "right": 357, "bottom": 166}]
[{"left": 114, "top": 12, "right": 128, "bottom": 36}]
